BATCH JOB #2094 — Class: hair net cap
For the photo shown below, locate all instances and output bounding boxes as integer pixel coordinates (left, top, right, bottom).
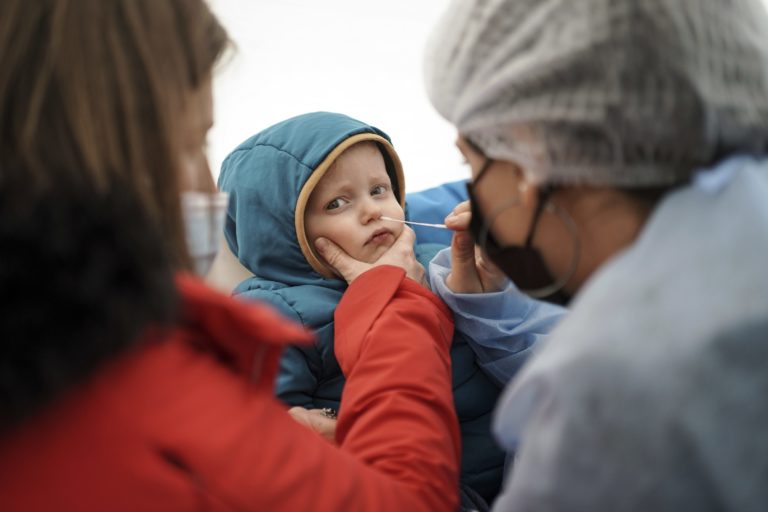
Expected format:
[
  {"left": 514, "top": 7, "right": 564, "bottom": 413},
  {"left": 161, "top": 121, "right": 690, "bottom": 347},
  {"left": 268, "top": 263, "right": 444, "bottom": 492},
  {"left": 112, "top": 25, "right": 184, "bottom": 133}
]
[{"left": 424, "top": 0, "right": 768, "bottom": 187}]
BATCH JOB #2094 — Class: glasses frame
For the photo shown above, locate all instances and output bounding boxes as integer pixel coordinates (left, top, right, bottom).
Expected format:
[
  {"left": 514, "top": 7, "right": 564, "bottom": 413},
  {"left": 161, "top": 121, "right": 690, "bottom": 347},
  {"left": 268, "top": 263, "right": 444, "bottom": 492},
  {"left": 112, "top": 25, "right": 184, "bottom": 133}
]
[{"left": 465, "top": 158, "right": 553, "bottom": 256}]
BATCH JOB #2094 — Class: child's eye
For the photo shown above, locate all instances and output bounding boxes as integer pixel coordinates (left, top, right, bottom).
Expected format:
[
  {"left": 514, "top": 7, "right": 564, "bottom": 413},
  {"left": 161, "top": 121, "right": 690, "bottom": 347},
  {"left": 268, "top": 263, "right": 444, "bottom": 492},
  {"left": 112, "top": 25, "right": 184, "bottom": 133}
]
[
  {"left": 326, "top": 197, "right": 348, "bottom": 211},
  {"left": 371, "top": 184, "right": 388, "bottom": 196}
]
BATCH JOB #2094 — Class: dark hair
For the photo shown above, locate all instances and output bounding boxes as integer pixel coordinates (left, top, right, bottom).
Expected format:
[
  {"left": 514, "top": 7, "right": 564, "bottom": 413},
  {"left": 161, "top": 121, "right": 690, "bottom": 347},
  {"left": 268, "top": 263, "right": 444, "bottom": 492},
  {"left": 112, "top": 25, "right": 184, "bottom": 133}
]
[{"left": 0, "top": 0, "right": 229, "bottom": 430}]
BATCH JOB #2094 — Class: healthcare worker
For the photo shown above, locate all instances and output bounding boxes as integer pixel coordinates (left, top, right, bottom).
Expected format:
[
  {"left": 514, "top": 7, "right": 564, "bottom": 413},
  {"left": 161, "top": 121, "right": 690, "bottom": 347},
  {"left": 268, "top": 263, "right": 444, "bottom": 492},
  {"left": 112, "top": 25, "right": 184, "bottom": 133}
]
[{"left": 422, "top": 0, "right": 768, "bottom": 509}]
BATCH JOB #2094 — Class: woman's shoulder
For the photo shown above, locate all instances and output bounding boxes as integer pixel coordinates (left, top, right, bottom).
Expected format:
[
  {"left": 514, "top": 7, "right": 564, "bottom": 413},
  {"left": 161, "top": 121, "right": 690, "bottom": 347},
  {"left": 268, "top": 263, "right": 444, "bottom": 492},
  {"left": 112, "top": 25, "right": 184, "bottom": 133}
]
[{"left": 0, "top": 315, "right": 299, "bottom": 511}]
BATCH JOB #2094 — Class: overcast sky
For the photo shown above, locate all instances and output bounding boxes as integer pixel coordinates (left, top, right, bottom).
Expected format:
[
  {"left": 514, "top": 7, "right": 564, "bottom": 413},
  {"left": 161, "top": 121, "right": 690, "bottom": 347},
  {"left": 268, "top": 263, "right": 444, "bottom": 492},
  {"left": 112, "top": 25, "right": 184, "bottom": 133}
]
[
  {"left": 206, "top": 0, "right": 464, "bottom": 193},
  {"left": 206, "top": 1, "right": 768, "bottom": 193}
]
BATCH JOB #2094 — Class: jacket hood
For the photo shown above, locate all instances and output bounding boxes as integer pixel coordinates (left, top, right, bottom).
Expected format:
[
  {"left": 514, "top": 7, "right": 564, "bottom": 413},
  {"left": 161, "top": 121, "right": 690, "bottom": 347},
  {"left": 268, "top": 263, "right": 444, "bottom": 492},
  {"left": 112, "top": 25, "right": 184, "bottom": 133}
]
[{"left": 218, "top": 112, "right": 406, "bottom": 286}]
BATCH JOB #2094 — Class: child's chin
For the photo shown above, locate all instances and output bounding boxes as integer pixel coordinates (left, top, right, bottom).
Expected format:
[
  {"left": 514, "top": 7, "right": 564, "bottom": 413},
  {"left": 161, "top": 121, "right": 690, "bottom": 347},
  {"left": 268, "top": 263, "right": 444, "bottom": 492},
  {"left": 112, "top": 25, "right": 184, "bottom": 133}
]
[{"left": 362, "top": 243, "right": 394, "bottom": 263}]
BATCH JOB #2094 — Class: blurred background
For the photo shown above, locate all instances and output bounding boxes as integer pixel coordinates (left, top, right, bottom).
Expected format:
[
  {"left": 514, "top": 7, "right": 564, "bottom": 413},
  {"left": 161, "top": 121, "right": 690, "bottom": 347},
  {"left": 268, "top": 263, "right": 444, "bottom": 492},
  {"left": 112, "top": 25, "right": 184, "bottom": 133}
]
[{"left": 206, "top": 0, "right": 463, "bottom": 193}]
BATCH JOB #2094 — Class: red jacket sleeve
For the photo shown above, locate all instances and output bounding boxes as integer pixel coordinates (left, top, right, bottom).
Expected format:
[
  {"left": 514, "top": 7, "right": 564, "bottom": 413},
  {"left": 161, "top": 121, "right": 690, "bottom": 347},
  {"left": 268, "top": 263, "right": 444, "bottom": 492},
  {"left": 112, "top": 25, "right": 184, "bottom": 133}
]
[
  {"left": 0, "top": 270, "right": 460, "bottom": 512},
  {"left": 196, "top": 266, "right": 460, "bottom": 512},
  {"left": 334, "top": 265, "right": 461, "bottom": 512}
]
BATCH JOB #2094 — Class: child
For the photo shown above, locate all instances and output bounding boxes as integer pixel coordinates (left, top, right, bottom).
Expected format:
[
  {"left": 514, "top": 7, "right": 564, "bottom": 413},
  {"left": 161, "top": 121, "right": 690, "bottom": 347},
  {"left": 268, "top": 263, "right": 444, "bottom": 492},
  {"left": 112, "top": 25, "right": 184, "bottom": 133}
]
[{"left": 218, "top": 112, "right": 547, "bottom": 507}]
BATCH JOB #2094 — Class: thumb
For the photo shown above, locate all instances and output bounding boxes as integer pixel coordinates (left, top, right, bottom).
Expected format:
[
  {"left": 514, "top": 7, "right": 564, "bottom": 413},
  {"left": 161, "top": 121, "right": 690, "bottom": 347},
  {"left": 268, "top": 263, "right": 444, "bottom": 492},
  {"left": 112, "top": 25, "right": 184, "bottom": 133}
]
[{"left": 391, "top": 224, "right": 417, "bottom": 249}]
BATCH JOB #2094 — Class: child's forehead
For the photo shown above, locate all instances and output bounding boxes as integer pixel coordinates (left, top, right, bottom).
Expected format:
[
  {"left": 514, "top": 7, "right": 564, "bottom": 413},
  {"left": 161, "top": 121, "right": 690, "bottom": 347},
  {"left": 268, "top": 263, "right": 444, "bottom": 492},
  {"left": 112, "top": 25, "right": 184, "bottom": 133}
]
[
  {"left": 318, "top": 143, "right": 390, "bottom": 187},
  {"left": 336, "top": 141, "right": 385, "bottom": 169}
]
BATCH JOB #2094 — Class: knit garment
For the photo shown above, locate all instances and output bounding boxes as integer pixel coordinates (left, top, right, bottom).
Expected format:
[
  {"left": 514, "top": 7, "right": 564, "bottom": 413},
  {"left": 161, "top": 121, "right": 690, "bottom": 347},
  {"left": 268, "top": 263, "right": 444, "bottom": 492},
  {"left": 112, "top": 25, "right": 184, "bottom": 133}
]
[{"left": 424, "top": 0, "right": 768, "bottom": 186}]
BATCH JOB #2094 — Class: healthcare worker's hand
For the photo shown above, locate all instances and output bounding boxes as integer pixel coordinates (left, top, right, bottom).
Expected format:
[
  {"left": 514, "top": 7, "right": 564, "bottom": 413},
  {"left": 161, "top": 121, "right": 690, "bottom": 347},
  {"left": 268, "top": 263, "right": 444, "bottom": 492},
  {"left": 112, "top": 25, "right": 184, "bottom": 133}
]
[
  {"left": 315, "top": 226, "right": 426, "bottom": 285},
  {"left": 444, "top": 200, "right": 507, "bottom": 293},
  {"left": 288, "top": 407, "right": 337, "bottom": 443}
]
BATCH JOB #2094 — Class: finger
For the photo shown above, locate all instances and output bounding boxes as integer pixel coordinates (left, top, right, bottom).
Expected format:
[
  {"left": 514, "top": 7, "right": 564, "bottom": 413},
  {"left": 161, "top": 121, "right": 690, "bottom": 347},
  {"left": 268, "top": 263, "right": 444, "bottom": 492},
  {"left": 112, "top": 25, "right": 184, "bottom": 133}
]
[
  {"left": 288, "top": 406, "right": 306, "bottom": 417},
  {"left": 376, "top": 227, "right": 426, "bottom": 285},
  {"left": 409, "top": 258, "right": 427, "bottom": 286},
  {"left": 452, "top": 230, "right": 477, "bottom": 267},
  {"left": 453, "top": 200, "right": 471, "bottom": 215},
  {"left": 392, "top": 228, "right": 426, "bottom": 282},
  {"left": 444, "top": 200, "right": 471, "bottom": 228},
  {"left": 288, "top": 408, "right": 337, "bottom": 443},
  {"left": 287, "top": 406, "right": 311, "bottom": 425},
  {"left": 475, "top": 245, "right": 504, "bottom": 276},
  {"left": 305, "top": 409, "right": 338, "bottom": 443},
  {"left": 475, "top": 245, "right": 508, "bottom": 292},
  {"left": 475, "top": 246, "right": 500, "bottom": 276},
  {"left": 315, "top": 237, "right": 360, "bottom": 283},
  {"left": 444, "top": 210, "right": 471, "bottom": 231},
  {"left": 390, "top": 225, "right": 416, "bottom": 249},
  {"left": 446, "top": 230, "right": 483, "bottom": 293}
]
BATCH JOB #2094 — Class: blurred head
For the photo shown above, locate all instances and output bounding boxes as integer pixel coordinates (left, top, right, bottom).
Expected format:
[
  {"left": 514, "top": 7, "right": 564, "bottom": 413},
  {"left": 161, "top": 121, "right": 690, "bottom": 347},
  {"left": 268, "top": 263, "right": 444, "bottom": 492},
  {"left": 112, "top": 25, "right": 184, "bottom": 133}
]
[
  {"left": 0, "top": 0, "right": 229, "bottom": 428},
  {"left": 0, "top": 0, "right": 229, "bottom": 267},
  {"left": 426, "top": 0, "right": 768, "bottom": 188},
  {"left": 425, "top": 0, "right": 768, "bottom": 296},
  {"left": 304, "top": 141, "right": 405, "bottom": 266}
]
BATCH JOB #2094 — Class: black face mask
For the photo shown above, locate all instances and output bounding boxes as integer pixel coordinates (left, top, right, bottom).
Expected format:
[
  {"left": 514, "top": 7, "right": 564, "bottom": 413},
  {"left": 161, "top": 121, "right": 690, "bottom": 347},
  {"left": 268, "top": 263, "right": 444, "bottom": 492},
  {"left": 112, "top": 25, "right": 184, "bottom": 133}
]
[{"left": 466, "top": 159, "right": 571, "bottom": 305}]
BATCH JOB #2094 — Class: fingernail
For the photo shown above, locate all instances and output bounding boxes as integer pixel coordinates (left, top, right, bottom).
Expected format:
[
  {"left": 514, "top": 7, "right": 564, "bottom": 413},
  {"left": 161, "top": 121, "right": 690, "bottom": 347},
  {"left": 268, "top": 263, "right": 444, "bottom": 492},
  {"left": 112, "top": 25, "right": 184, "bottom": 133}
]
[
  {"left": 315, "top": 238, "right": 327, "bottom": 254},
  {"left": 445, "top": 214, "right": 457, "bottom": 225},
  {"left": 455, "top": 232, "right": 474, "bottom": 250}
]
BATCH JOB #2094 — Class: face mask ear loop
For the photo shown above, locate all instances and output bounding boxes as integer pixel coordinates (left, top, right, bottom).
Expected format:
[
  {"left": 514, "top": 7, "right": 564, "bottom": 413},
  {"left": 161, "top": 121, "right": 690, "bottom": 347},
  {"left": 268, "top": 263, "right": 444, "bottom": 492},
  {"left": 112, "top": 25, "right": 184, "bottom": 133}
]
[
  {"left": 474, "top": 157, "right": 494, "bottom": 183},
  {"left": 523, "top": 186, "right": 553, "bottom": 247},
  {"left": 530, "top": 199, "right": 581, "bottom": 299},
  {"left": 477, "top": 196, "right": 520, "bottom": 254},
  {"left": 477, "top": 188, "right": 581, "bottom": 299}
]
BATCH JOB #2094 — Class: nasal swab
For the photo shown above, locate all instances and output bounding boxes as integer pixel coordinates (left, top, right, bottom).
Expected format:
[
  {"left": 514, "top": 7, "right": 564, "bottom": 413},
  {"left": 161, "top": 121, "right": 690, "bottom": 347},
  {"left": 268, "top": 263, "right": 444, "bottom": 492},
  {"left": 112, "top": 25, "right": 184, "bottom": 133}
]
[{"left": 380, "top": 216, "right": 449, "bottom": 230}]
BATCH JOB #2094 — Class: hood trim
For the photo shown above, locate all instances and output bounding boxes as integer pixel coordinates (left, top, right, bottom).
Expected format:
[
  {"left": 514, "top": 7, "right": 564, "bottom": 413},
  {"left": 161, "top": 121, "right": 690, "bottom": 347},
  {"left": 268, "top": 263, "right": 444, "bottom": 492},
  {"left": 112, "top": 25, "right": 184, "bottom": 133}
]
[{"left": 295, "top": 133, "right": 406, "bottom": 279}]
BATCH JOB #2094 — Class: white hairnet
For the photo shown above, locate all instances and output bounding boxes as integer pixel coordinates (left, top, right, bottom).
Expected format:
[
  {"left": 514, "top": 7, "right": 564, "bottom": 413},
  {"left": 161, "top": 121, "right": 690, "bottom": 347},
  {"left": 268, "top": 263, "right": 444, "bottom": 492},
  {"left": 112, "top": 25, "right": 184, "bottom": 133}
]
[{"left": 424, "top": 0, "right": 768, "bottom": 186}]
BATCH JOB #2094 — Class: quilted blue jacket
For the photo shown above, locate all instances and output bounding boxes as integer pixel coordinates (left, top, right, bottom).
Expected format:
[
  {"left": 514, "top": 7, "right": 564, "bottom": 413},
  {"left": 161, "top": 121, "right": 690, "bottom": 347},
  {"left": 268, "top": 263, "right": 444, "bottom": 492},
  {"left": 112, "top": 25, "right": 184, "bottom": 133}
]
[{"left": 218, "top": 112, "right": 503, "bottom": 502}]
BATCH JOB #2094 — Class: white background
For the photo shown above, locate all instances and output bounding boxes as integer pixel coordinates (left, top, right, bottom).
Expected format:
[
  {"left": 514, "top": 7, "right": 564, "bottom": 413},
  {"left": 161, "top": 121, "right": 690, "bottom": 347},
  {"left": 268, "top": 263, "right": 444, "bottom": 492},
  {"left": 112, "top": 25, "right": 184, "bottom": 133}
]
[
  {"left": 207, "top": 1, "right": 768, "bottom": 193},
  {"left": 206, "top": 0, "right": 463, "bottom": 193}
]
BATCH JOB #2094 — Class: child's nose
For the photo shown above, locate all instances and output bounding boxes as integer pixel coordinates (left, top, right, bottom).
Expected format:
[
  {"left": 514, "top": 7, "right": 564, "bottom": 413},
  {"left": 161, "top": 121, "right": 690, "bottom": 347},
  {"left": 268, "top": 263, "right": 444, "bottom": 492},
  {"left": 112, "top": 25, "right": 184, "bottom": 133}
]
[{"left": 360, "top": 197, "right": 382, "bottom": 224}]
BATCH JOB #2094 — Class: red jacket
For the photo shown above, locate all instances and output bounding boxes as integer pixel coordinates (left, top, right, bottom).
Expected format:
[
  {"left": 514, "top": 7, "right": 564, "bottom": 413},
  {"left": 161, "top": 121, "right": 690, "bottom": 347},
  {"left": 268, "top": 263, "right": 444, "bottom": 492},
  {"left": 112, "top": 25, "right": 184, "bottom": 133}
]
[{"left": 0, "top": 267, "right": 460, "bottom": 511}]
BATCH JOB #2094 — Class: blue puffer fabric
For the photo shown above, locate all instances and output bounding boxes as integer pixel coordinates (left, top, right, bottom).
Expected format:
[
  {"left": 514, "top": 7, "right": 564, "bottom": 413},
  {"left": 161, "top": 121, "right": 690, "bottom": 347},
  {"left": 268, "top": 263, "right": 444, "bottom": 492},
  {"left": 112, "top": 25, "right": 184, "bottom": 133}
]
[
  {"left": 218, "top": 112, "right": 504, "bottom": 503},
  {"left": 406, "top": 179, "right": 469, "bottom": 246}
]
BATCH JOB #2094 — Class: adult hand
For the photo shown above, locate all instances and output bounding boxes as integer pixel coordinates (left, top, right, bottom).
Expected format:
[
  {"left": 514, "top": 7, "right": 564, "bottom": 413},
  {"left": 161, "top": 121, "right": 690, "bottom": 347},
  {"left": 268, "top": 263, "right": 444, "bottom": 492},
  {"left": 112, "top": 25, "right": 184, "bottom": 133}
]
[
  {"left": 288, "top": 407, "right": 337, "bottom": 443},
  {"left": 444, "top": 201, "right": 507, "bottom": 293},
  {"left": 314, "top": 226, "right": 426, "bottom": 285}
]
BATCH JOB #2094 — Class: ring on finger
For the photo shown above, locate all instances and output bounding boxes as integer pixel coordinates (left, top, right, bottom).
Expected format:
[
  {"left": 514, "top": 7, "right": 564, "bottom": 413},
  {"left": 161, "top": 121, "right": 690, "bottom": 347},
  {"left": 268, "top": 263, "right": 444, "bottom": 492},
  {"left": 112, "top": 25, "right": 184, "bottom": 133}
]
[{"left": 320, "top": 407, "right": 337, "bottom": 420}]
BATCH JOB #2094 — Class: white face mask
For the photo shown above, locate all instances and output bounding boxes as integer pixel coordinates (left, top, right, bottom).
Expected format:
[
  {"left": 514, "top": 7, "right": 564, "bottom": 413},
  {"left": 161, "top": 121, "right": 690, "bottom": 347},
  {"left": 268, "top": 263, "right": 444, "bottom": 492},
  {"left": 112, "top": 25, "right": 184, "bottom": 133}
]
[{"left": 180, "top": 191, "right": 229, "bottom": 276}]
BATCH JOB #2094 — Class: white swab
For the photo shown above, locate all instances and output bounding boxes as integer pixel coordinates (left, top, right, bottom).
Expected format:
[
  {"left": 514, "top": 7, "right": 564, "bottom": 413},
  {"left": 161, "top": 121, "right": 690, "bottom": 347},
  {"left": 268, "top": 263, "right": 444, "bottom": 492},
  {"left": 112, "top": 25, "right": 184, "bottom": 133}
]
[{"left": 380, "top": 216, "right": 449, "bottom": 230}]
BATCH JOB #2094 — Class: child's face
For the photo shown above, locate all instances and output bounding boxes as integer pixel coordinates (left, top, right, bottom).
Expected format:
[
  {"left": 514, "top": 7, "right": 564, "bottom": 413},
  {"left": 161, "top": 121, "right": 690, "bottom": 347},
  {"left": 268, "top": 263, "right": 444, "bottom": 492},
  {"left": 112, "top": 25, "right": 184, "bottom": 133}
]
[{"left": 305, "top": 142, "right": 404, "bottom": 264}]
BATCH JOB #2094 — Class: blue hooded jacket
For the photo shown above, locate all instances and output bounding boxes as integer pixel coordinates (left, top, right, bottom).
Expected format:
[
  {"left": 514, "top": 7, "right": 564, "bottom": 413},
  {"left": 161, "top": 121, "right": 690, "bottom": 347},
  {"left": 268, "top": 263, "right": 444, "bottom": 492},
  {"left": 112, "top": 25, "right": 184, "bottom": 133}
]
[{"left": 218, "top": 112, "right": 504, "bottom": 502}]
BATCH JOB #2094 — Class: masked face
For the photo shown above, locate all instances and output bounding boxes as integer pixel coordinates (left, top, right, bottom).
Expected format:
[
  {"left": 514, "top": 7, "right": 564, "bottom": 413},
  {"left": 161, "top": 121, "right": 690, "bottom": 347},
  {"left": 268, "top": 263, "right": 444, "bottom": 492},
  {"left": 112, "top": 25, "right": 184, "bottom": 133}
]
[
  {"left": 461, "top": 139, "right": 573, "bottom": 304},
  {"left": 178, "top": 76, "right": 227, "bottom": 277}
]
